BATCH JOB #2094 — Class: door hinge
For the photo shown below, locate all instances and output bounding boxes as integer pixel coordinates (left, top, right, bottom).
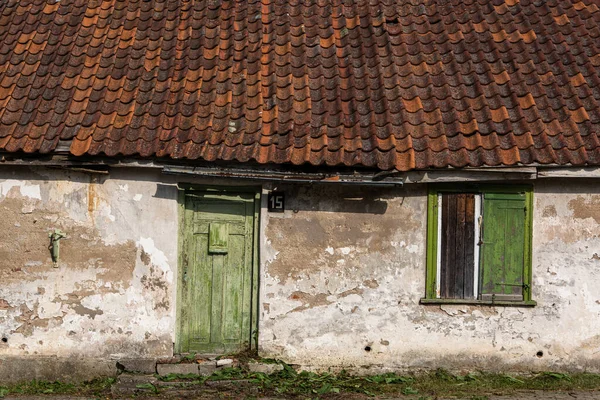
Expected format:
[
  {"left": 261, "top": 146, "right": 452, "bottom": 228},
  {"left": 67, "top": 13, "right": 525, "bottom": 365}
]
[{"left": 495, "top": 283, "right": 529, "bottom": 289}]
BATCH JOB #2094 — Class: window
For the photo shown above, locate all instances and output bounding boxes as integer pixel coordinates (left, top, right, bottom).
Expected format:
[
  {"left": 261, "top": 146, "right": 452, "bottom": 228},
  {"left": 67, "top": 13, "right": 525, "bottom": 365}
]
[{"left": 422, "top": 185, "right": 535, "bottom": 306}]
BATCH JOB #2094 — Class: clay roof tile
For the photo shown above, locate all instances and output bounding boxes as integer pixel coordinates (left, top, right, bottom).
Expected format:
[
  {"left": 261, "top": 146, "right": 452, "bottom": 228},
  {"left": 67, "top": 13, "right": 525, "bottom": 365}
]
[{"left": 0, "top": 0, "right": 598, "bottom": 170}]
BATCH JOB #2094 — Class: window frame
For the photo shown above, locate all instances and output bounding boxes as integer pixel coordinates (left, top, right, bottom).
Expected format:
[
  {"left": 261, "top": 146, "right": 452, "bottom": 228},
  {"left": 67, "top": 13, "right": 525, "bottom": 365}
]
[{"left": 421, "top": 183, "right": 536, "bottom": 307}]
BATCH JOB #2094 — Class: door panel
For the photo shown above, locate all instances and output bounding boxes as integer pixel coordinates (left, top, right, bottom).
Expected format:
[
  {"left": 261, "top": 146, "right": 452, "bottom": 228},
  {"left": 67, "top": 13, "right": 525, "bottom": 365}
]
[{"left": 179, "top": 190, "right": 257, "bottom": 354}]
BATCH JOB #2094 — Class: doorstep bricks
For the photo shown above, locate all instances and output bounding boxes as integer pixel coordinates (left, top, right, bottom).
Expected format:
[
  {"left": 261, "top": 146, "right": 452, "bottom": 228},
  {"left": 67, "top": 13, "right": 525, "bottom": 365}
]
[
  {"left": 155, "top": 360, "right": 282, "bottom": 377},
  {"left": 247, "top": 362, "right": 284, "bottom": 374},
  {"left": 198, "top": 361, "right": 218, "bottom": 376},
  {"left": 157, "top": 363, "right": 202, "bottom": 376},
  {"left": 116, "top": 358, "right": 156, "bottom": 374},
  {"left": 156, "top": 361, "right": 218, "bottom": 376}
]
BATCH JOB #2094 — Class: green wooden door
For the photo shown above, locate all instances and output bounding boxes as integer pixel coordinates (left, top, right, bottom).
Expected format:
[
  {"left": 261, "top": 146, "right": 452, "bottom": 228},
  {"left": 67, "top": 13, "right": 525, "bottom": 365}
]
[
  {"left": 178, "top": 190, "right": 258, "bottom": 354},
  {"left": 480, "top": 192, "right": 526, "bottom": 301}
]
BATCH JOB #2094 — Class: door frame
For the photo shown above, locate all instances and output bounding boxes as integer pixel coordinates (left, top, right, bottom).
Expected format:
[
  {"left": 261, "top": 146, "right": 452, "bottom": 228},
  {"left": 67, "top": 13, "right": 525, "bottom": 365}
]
[{"left": 175, "top": 184, "right": 261, "bottom": 354}]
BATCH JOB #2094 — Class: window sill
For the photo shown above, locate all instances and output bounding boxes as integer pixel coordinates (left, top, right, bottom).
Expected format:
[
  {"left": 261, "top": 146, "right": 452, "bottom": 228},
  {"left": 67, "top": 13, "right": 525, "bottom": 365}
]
[{"left": 420, "top": 298, "right": 537, "bottom": 307}]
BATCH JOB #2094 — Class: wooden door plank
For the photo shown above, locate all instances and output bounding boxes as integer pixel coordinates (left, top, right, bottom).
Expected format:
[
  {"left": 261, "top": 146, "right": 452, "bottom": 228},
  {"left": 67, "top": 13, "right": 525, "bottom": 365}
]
[
  {"left": 440, "top": 194, "right": 450, "bottom": 298},
  {"left": 504, "top": 203, "right": 525, "bottom": 296},
  {"left": 192, "top": 235, "right": 212, "bottom": 344},
  {"left": 242, "top": 200, "right": 255, "bottom": 349},
  {"left": 441, "top": 194, "right": 458, "bottom": 298},
  {"left": 222, "top": 234, "right": 244, "bottom": 343},
  {"left": 209, "top": 253, "right": 225, "bottom": 350},
  {"left": 463, "top": 194, "right": 476, "bottom": 298},
  {"left": 454, "top": 194, "right": 466, "bottom": 298},
  {"left": 178, "top": 199, "right": 193, "bottom": 352}
]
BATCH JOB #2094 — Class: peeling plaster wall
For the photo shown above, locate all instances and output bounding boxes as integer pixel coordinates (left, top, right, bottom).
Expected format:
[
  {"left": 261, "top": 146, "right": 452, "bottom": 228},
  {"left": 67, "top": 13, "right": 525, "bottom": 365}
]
[
  {"left": 2, "top": 166, "right": 600, "bottom": 375},
  {"left": 0, "top": 167, "right": 179, "bottom": 360},
  {"left": 260, "top": 181, "right": 600, "bottom": 373}
]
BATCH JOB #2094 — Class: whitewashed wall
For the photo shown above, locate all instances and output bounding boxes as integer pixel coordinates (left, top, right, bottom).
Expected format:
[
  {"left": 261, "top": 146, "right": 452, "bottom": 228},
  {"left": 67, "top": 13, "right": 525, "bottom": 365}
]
[
  {"left": 0, "top": 167, "right": 180, "bottom": 361},
  {"left": 260, "top": 181, "right": 600, "bottom": 373},
  {"left": 0, "top": 166, "right": 599, "bottom": 378}
]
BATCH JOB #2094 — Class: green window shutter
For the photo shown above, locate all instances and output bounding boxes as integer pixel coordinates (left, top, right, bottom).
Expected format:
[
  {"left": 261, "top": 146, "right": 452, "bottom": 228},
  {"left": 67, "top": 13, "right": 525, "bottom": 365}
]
[{"left": 480, "top": 192, "right": 526, "bottom": 301}]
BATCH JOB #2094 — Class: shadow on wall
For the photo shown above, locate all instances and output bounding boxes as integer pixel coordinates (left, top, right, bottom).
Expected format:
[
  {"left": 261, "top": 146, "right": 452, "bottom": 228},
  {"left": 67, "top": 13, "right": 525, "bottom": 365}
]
[
  {"left": 534, "top": 178, "right": 600, "bottom": 195},
  {"left": 154, "top": 183, "right": 178, "bottom": 200},
  {"left": 0, "top": 166, "right": 103, "bottom": 185},
  {"left": 270, "top": 184, "right": 425, "bottom": 215},
  {"left": 0, "top": 166, "right": 183, "bottom": 201},
  {"left": 0, "top": 165, "right": 428, "bottom": 215},
  {"left": 166, "top": 182, "right": 402, "bottom": 215}
]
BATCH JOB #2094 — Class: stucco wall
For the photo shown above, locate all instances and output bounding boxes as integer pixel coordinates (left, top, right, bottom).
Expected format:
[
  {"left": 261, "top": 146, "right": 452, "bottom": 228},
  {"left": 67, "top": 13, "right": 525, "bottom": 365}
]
[
  {"left": 260, "top": 180, "right": 600, "bottom": 373},
  {"left": 1, "top": 165, "right": 600, "bottom": 378},
  {"left": 0, "top": 167, "right": 180, "bottom": 362}
]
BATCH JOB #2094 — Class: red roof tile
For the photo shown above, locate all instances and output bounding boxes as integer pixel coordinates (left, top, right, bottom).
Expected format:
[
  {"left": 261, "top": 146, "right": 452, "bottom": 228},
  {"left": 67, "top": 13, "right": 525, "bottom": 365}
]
[{"left": 1, "top": 0, "right": 600, "bottom": 171}]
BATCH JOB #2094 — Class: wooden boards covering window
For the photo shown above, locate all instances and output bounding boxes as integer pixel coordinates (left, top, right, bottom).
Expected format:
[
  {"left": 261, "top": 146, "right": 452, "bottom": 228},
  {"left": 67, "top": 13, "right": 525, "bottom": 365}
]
[{"left": 440, "top": 193, "right": 476, "bottom": 299}]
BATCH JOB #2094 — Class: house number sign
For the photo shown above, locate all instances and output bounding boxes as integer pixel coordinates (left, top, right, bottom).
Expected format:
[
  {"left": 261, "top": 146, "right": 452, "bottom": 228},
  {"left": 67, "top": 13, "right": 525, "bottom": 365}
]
[{"left": 268, "top": 191, "right": 285, "bottom": 212}]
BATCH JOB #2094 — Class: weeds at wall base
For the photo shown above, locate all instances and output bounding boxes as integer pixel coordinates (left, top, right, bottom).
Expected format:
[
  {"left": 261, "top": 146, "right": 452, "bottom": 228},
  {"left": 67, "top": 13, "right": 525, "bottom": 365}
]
[
  {"left": 1, "top": 367, "right": 600, "bottom": 398},
  {"left": 0, "top": 377, "right": 115, "bottom": 398}
]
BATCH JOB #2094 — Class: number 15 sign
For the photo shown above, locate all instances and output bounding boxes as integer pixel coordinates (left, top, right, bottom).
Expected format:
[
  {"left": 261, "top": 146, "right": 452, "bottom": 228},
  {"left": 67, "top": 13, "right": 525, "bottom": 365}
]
[{"left": 268, "top": 191, "right": 285, "bottom": 212}]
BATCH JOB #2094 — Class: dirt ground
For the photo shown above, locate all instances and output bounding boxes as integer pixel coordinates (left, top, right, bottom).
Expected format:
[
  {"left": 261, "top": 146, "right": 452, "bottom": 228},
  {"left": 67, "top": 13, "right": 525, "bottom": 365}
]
[{"left": 4, "top": 391, "right": 600, "bottom": 399}]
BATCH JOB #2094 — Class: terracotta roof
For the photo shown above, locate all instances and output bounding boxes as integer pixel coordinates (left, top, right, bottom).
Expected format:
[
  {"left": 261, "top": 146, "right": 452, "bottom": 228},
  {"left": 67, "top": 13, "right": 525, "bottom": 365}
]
[{"left": 1, "top": 0, "right": 600, "bottom": 171}]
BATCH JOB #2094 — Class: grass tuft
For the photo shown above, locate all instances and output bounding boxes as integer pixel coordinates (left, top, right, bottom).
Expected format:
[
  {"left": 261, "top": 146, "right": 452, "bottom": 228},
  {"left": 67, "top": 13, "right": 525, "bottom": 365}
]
[
  {"left": 2, "top": 367, "right": 600, "bottom": 398},
  {"left": 0, "top": 377, "right": 115, "bottom": 398}
]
